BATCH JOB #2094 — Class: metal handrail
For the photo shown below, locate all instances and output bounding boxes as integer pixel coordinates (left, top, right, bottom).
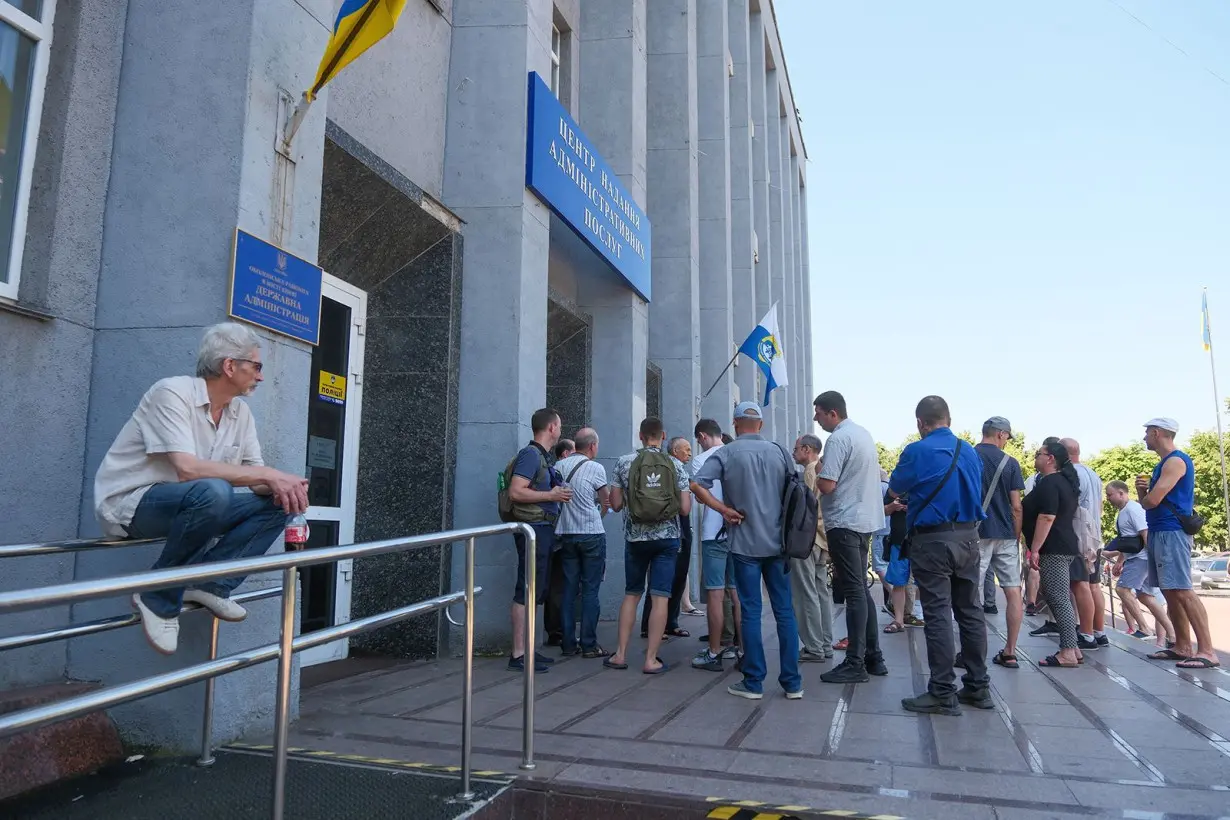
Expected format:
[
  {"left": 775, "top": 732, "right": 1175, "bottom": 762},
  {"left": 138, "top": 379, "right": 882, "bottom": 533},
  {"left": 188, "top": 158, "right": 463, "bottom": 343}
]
[
  {"left": 0, "top": 521, "right": 538, "bottom": 817},
  {"left": 0, "top": 586, "right": 283, "bottom": 652},
  {"left": 0, "top": 536, "right": 162, "bottom": 559}
]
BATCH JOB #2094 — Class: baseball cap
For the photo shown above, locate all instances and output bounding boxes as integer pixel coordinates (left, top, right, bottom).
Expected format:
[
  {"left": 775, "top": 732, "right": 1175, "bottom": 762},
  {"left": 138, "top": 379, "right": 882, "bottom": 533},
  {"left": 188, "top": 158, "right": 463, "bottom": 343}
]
[
  {"left": 733, "top": 401, "right": 763, "bottom": 420},
  {"left": 984, "top": 416, "right": 1012, "bottom": 435},
  {"left": 1144, "top": 417, "right": 1179, "bottom": 434}
]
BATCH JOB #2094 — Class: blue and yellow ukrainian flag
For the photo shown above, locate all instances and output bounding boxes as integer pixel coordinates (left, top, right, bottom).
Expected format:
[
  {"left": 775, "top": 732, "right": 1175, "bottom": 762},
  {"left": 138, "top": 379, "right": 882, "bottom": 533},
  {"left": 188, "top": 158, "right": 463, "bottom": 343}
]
[
  {"left": 308, "top": 0, "right": 407, "bottom": 101},
  {"left": 738, "top": 304, "right": 789, "bottom": 407},
  {"left": 1203, "top": 291, "right": 1212, "bottom": 352}
]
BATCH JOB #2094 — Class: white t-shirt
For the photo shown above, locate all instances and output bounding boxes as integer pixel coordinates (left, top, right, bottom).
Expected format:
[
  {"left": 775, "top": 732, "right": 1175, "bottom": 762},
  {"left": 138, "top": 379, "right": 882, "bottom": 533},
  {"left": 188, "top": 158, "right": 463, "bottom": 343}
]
[
  {"left": 1116, "top": 500, "right": 1149, "bottom": 563},
  {"left": 94, "top": 376, "right": 264, "bottom": 536},
  {"left": 553, "top": 455, "right": 608, "bottom": 535},
  {"left": 691, "top": 444, "right": 726, "bottom": 541}
]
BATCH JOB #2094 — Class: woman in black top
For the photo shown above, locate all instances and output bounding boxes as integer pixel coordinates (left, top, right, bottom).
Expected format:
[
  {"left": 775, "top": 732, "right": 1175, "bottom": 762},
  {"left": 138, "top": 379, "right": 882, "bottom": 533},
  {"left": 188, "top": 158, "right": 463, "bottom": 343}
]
[{"left": 1023, "top": 439, "right": 1083, "bottom": 667}]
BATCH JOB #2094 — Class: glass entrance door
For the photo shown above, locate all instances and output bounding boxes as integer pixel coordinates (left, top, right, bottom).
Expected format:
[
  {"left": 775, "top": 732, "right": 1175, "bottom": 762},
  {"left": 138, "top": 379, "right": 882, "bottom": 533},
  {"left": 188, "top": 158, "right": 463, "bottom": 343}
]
[{"left": 301, "top": 274, "right": 366, "bottom": 667}]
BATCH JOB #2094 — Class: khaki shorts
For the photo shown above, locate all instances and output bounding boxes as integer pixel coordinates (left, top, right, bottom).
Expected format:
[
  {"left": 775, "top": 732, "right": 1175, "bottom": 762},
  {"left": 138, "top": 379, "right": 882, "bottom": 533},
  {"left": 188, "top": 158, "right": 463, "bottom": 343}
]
[{"left": 979, "top": 538, "right": 1023, "bottom": 588}]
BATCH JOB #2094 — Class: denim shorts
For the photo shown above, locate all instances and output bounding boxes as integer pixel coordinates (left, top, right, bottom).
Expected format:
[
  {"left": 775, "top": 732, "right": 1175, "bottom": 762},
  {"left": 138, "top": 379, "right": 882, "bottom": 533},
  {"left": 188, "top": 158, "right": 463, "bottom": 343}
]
[
  {"left": 512, "top": 525, "right": 554, "bottom": 606},
  {"left": 1117, "top": 555, "right": 1150, "bottom": 591},
  {"left": 624, "top": 538, "right": 680, "bottom": 598},
  {"left": 1147, "top": 529, "right": 1194, "bottom": 591},
  {"left": 701, "top": 538, "right": 735, "bottom": 591}
]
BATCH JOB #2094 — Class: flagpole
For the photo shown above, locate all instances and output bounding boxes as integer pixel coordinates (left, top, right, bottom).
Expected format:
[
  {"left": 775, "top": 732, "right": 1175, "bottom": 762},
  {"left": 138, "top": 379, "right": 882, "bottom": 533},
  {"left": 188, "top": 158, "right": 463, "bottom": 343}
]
[
  {"left": 1205, "top": 288, "right": 1230, "bottom": 549},
  {"left": 700, "top": 350, "right": 740, "bottom": 402}
]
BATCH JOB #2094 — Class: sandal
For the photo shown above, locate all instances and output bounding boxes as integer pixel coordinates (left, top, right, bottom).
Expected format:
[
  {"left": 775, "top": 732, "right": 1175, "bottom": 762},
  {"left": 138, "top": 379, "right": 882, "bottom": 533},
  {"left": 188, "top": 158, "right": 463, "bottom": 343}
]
[
  {"left": 993, "top": 650, "right": 1019, "bottom": 669},
  {"left": 1147, "top": 649, "right": 1190, "bottom": 661},
  {"left": 1176, "top": 657, "right": 1221, "bottom": 669},
  {"left": 666, "top": 628, "right": 690, "bottom": 638},
  {"left": 883, "top": 622, "right": 904, "bottom": 634},
  {"left": 582, "top": 646, "right": 612, "bottom": 659},
  {"left": 1039, "top": 654, "right": 1078, "bottom": 669}
]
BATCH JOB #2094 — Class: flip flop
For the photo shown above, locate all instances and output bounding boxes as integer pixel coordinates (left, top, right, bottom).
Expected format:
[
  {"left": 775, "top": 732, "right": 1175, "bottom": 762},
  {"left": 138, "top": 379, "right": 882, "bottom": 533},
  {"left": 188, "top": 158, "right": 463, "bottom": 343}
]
[
  {"left": 1039, "top": 654, "right": 1078, "bottom": 668},
  {"left": 667, "top": 628, "right": 691, "bottom": 638},
  {"left": 603, "top": 658, "right": 628, "bottom": 670},
  {"left": 1176, "top": 657, "right": 1221, "bottom": 669},
  {"left": 1147, "top": 649, "right": 1189, "bottom": 661},
  {"left": 643, "top": 659, "right": 670, "bottom": 675}
]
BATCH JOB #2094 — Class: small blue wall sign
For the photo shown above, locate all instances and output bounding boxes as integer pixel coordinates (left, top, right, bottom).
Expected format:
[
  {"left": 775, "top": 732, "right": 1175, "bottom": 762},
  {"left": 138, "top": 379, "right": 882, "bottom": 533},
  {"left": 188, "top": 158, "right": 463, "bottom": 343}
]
[
  {"left": 525, "top": 71, "right": 652, "bottom": 301},
  {"left": 229, "top": 229, "right": 323, "bottom": 345}
]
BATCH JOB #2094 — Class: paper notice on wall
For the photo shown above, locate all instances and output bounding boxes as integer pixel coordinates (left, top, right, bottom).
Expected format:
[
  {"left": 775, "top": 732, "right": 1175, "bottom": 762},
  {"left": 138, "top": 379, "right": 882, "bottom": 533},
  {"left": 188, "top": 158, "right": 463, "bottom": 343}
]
[
  {"left": 318, "top": 371, "right": 346, "bottom": 405},
  {"left": 307, "top": 435, "right": 337, "bottom": 470}
]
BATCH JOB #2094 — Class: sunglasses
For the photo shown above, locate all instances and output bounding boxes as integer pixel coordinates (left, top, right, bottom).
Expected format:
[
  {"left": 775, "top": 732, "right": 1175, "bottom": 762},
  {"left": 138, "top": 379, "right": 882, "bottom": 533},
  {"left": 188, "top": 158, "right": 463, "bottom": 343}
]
[{"left": 232, "top": 358, "right": 264, "bottom": 373}]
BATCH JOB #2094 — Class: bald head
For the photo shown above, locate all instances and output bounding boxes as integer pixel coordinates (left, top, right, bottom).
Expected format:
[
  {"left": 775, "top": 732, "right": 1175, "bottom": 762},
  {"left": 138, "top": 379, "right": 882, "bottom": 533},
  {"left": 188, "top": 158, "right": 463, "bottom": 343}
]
[
  {"left": 1060, "top": 437, "right": 1082, "bottom": 463},
  {"left": 574, "top": 427, "right": 599, "bottom": 457}
]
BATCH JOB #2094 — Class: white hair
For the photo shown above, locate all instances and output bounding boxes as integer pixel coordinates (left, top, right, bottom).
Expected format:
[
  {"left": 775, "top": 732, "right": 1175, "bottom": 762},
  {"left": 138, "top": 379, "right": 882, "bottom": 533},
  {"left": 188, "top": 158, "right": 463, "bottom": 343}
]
[{"left": 196, "top": 322, "right": 262, "bottom": 378}]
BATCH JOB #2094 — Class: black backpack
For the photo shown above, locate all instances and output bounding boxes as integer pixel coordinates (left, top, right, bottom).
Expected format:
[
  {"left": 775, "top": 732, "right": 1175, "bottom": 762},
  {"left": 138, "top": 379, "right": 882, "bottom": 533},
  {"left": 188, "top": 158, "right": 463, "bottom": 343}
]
[{"left": 776, "top": 444, "right": 819, "bottom": 561}]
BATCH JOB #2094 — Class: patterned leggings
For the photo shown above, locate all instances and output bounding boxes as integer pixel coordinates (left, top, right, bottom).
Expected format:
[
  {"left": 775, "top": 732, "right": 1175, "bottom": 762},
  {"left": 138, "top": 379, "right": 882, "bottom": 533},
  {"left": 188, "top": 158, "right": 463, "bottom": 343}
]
[{"left": 1039, "top": 554, "right": 1079, "bottom": 649}]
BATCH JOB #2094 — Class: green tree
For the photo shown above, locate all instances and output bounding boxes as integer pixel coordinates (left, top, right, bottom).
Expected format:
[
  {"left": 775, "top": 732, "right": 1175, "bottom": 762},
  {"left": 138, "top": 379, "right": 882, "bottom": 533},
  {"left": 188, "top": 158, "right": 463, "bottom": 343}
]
[{"left": 1187, "top": 430, "right": 1230, "bottom": 551}]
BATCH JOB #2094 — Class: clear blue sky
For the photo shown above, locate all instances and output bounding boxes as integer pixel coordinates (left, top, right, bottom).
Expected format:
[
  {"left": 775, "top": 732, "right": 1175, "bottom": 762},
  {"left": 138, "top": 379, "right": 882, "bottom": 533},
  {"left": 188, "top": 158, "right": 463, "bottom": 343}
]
[{"left": 778, "top": 0, "right": 1230, "bottom": 454}]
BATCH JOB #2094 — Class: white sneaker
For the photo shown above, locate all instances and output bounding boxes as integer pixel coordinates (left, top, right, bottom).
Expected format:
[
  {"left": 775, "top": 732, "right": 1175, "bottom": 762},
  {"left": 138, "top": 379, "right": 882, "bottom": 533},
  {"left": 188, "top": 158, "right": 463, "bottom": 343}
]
[
  {"left": 132, "top": 594, "right": 179, "bottom": 655},
  {"left": 786, "top": 689, "right": 805, "bottom": 700},
  {"left": 183, "top": 589, "right": 248, "bottom": 622}
]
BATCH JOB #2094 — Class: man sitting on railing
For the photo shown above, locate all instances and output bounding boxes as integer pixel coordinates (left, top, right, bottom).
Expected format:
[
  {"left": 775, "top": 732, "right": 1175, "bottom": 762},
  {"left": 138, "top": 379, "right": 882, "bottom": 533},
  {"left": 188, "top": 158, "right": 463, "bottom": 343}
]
[{"left": 94, "top": 322, "right": 310, "bottom": 655}]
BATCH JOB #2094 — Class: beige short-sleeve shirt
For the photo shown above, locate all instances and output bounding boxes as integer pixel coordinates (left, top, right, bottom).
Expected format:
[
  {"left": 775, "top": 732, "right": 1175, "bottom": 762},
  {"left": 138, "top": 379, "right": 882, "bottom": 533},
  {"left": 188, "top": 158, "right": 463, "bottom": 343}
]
[{"left": 94, "top": 376, "right": 264, "bottom": 536}]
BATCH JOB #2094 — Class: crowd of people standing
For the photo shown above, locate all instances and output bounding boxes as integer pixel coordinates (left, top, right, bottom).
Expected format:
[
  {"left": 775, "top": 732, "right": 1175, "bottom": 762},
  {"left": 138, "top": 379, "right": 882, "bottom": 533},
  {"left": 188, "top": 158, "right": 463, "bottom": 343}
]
[{"left": 500, "top": 394, "right": 1222, "bottom": 707}]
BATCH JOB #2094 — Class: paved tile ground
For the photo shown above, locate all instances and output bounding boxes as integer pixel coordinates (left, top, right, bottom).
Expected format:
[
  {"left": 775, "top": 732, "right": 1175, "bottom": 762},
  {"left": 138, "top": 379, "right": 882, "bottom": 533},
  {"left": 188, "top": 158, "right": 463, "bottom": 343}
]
[{"left": 252, "top": 595, "right": 1230, "bottom": 819}]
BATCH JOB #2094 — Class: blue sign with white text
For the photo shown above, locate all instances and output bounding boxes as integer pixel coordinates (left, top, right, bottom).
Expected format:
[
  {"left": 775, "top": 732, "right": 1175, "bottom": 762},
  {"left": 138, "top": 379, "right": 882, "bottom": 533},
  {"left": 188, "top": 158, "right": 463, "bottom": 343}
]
[
  {"left": 525, "top": 72, "right": 652, "bottom": 301},
  {"left": 229, "top": 229, "right": 323, "bottom": 345}
]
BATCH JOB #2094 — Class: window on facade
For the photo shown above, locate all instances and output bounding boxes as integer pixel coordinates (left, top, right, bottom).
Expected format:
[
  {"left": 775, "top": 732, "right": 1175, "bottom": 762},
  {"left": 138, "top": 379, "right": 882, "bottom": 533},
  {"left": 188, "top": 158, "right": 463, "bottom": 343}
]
[
  {"left": 0, "top": 1, "right": 54, "bottom": 301},
  {"left": 550, "top": 24, "right": 562, "bottom": 96}
]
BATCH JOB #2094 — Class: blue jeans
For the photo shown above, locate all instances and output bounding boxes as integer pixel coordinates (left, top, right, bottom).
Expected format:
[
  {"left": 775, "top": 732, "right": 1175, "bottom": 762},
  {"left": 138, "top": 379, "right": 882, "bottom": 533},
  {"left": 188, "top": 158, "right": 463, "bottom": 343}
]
[
  {"left": 558, "top": 533, "right": 606, "bottom": 652},
  {"left": 731, "top": 553, "right": 802, "bottom": 695},
  {"left": 126, "top": 479, "right": 288, "bottom": 617}
]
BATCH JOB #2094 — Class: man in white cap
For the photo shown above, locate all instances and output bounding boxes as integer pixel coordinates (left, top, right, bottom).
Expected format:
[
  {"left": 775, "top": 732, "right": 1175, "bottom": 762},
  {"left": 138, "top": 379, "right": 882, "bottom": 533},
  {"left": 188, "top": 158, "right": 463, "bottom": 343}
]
[
  {"left": 1137, "top": 418, "right": 1220, "bottom": 669},
  {"left": 691, "top": 401, "right": 803, "bottom": 699}
]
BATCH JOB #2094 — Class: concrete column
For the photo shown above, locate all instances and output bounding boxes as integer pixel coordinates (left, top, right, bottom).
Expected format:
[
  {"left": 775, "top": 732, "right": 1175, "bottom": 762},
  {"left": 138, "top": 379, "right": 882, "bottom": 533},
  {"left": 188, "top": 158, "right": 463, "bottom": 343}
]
[
  {"left": 748, "top": 12, "right": 773, "bottom": 440},
  {"left": 646, "top": 0, "right": 700, "bottom": 445},
  {"left": 71, "top": 0, "right": 329, "bottom": 749},
  {"left": 727, "top": 0, "right": 756, "bottom": 414},
  {"left": 447, "top": 0, "right": 554, "bottom": 646},
  {"left": 791, "top": 155, "right": 806, "bottom": 427},
  {"left": 697, "top": 0, "right": 733, "bottom": 422},
  {"left": 577, "top": 0, "right": 650, "bottom": 618},
  {"left": 764, "top": 71, "right": 787, "bottom": 445},
  {"left": 800, "top": 187, "right": 814, "bottom": 410},
  {"left": 779, "top": 118, "right": 797, "bottom": 441}
]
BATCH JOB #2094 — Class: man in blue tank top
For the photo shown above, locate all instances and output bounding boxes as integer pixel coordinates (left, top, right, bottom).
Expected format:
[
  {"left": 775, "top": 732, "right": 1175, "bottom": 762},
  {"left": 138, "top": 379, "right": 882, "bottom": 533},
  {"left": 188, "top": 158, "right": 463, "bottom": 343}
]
[{"left": 1135, "top": 418, "right": 1220, "bottom": 669}]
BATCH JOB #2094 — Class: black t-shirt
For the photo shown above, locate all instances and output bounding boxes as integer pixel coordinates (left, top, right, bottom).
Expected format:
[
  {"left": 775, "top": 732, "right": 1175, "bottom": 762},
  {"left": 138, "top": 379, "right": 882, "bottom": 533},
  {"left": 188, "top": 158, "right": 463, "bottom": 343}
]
[{"left": 1022, "top": 472, "right": 1080, "bottom": 556}]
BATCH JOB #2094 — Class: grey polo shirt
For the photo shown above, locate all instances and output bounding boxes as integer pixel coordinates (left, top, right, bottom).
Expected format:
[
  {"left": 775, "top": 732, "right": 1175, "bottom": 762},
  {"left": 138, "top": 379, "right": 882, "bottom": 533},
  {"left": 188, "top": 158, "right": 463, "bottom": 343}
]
[
  {"left": 692, "top": 433, "right": 791, "bottom": 559},
  {"left": 816, "top": 418, "right": 885, "bottom": 534}
]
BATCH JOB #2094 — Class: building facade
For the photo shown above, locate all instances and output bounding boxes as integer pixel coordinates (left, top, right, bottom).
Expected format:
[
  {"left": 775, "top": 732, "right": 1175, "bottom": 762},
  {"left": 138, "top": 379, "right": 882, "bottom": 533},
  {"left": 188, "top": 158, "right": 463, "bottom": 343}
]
[{"left": 0, "top": 0, "right": 811, "bottom": 749}]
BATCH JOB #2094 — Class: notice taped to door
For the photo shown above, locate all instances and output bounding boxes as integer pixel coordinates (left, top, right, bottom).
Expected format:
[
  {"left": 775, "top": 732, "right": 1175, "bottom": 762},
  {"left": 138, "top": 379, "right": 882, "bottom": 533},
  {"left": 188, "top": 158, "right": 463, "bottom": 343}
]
[{"left": 318, "top": 371, "right": 346, "bottom": 405}]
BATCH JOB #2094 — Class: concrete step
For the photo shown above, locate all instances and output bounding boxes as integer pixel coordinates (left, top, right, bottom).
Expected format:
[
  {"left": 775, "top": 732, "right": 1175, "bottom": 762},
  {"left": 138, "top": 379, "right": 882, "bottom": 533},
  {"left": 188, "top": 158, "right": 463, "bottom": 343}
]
[{"left": 0, "top": 681, "right": 125, "bottom": 801}]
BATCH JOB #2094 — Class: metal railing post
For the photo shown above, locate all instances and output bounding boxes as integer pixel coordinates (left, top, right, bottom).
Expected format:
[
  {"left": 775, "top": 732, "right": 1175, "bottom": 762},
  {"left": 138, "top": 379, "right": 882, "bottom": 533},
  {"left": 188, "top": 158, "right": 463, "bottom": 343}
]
[
  {"left": 270, "top": 567, "right": 298, "bottom": 820},
  {"left": 458, "top": 537, "right": 476, "bottom": 801},
  {"left": 196, "top": 616, "right": 221, "bottom": 766},
  {"left": 520, "top": 525, "right": 536, "bottom": 771}
]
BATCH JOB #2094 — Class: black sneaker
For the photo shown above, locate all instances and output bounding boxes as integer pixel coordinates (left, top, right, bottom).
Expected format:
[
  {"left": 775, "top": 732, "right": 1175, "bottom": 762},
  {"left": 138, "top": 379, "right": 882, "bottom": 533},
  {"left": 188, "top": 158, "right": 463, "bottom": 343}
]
[
  {"left": 983, "top": 604, "right": 999, "bottom": 615},
  {"left": 545, "top": 634, "right": 563, "bottom": 647},
  {"left": 1030, "top": 622, "right": 1059, "bottom": 637},
  {"left": 902, "top": 692, "right": 962, "bottom": 716},
  {"left": 1077, "top": 636, "right": 1100, "bottom": 651},
  {"left": 691, "top": 649, "right": 723, "bottom": 672},
  {"left": 508, "top": 655, "right": 550, "bottom": 673},
  {"left": 560, "top": 646, "right": 581, "bottom": 657},
  {"left": 865, "top": 657, "right": 889, "bottom": 677},
  {"left": 1095, "top": 634, "right": 1110, "bottom": 648},
  {"left": 956, "top": 687, "right": 994, "bottom": 710},
  {"left": 820, "top": 660, "right": 870, "bottom": 684}
]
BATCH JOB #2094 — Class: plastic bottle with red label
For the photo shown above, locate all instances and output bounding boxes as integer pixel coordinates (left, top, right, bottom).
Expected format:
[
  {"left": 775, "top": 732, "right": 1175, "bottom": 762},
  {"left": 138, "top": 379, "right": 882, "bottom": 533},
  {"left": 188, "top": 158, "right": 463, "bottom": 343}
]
[{"left": 285, "top": 513, "right": 310, "bottom": 551}]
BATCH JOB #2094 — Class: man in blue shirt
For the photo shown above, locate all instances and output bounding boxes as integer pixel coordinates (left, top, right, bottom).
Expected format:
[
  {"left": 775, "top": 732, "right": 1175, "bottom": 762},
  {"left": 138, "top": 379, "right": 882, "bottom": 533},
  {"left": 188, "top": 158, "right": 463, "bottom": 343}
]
[{"left": 889, "top": 396, "right": 990, "bottom": 715}]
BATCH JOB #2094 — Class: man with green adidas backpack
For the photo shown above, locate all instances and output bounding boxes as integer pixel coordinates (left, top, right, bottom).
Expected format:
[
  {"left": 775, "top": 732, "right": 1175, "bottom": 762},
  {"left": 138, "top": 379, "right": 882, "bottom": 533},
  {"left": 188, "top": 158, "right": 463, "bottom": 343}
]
[
  {"left": 498, "top": 408, "right": 573, "bottom": 673},
  {"left": 605, "top": 417, "right": 693, "bottom": 675}
]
